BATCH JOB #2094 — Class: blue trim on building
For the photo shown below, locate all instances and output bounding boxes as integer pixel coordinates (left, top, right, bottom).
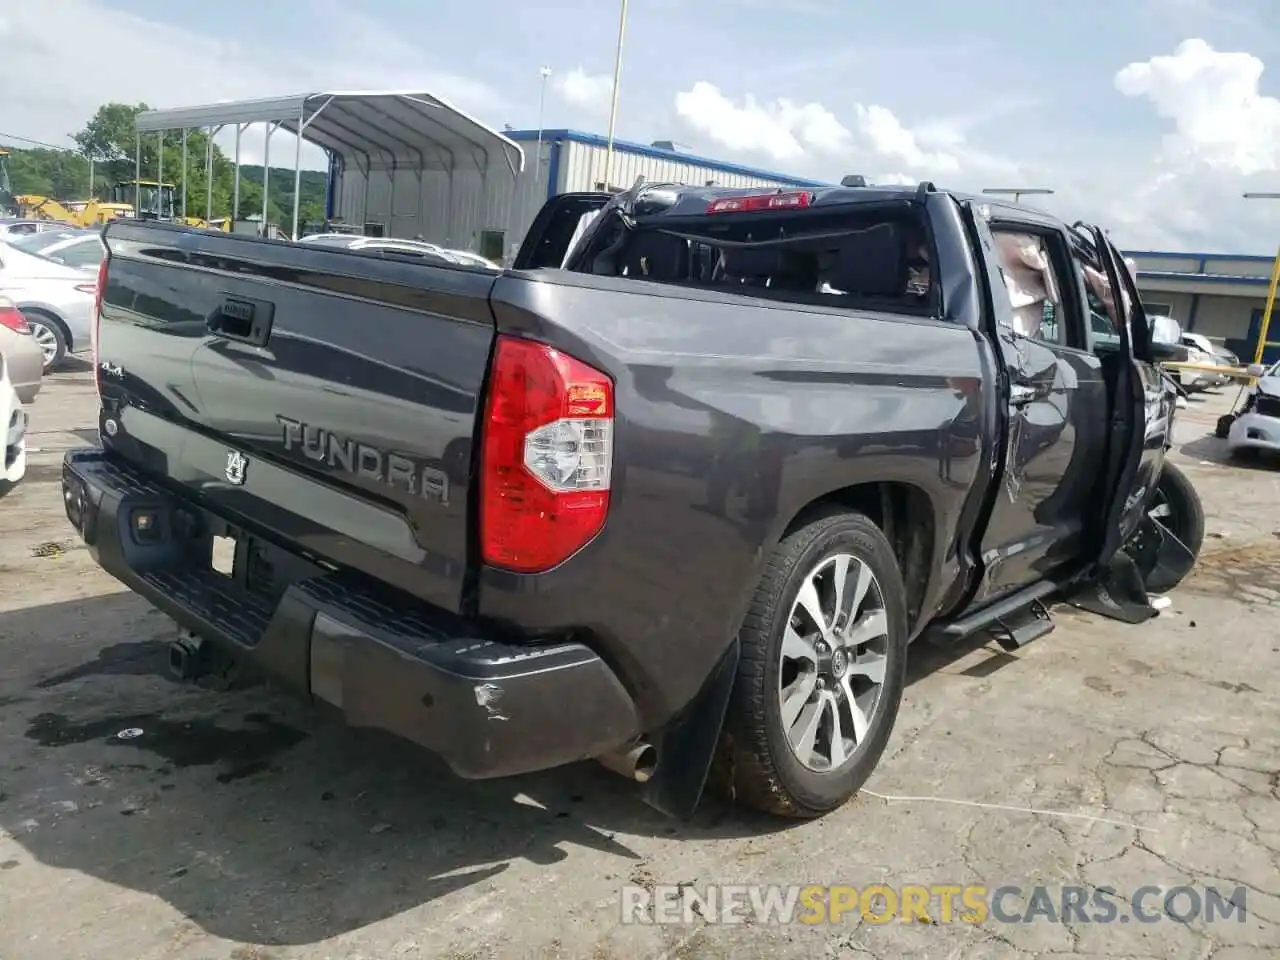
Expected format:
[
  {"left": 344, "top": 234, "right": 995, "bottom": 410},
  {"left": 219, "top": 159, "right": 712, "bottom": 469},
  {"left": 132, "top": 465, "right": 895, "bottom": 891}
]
[
  {"left": 545, "top": 138, "right": 562, "bottom": 200},
  {"left": 1136, "top": 270, "right": 1269, "bottom": 286},
  {"left": 1127, "top": 249, "right": 1276, "bottom": 264},
  {"left": 504, "top": 128, "right": 831, "bottom": 188}
]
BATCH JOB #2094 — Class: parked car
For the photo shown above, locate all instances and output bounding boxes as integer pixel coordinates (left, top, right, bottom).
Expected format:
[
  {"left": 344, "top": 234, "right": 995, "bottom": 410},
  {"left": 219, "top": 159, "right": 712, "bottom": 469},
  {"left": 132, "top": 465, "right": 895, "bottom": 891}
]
[
  {"left": 0, "top": 332, "right": 29, "bottom": 493},
  {"left": 1179, "top": 332, "right": 1232, "bottom": 387},
  {"left": 6, "top": 228, "right": 104, "bottom": 273},
  {"left": 0, "top": 295, "right": 42, "bottom": 404},
  {"left": 0, "top": 241, "right": 97, "bottom": 369},
  {"left": 300, "top": 233, "right": 500, "bottom": 269},
  {"left": 63, "top": 185, "right": 1201, "bottom": 820},
  {"left": 1174, "top": 336, "right": 1220, "bottom": 392},
  {"left": 0, "top": 218, "right": 62, "bottom": 239}
]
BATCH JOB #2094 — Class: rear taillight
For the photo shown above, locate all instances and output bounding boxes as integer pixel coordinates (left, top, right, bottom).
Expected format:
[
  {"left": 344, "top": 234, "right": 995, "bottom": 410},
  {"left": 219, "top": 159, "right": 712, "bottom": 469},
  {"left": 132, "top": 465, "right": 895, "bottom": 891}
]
[
  {"left": 706, "top": 191, "right": 812, "bottom": 214},
  {"left": 0, "top": 298, "right": 30, "bottom": 334},
  {"left": 93, "top": 258, "right": 107, "bottom": 394},
  {"left": 480, "top": 335, "right": 614, "bottom": 573}
]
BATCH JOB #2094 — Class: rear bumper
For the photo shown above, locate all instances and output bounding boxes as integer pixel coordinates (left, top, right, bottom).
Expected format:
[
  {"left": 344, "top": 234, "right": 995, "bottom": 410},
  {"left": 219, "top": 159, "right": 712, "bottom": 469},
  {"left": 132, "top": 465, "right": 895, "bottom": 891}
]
[{"left": 61, "top": 448, "right": 641, "bottom": 779}]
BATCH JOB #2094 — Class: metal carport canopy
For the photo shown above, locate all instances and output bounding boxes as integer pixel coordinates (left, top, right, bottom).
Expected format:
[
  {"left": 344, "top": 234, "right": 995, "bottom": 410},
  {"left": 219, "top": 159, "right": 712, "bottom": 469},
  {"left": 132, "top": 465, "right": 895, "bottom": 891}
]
[{"left": 134, "top": 91, "right": 526, "bottom": 177}]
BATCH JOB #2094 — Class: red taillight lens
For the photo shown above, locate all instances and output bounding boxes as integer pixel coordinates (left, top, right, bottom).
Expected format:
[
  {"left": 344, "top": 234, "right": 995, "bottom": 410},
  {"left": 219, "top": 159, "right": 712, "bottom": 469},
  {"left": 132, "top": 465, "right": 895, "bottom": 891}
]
[
  {"left": 480, "top": 335, "right": 614, "bottom": 573},
  {"left": 93, "top": 257, "right": 107, "bottom": 394},
  {"left": 706, "top": 191, "right": 811, "bottom": 214},
  {"left": 0, "top": 302, "right": 30, "bottom": 334}
]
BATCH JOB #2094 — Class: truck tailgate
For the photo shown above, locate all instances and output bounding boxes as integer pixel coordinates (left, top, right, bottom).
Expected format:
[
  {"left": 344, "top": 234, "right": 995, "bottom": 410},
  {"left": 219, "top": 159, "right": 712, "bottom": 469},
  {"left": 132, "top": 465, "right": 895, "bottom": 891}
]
[{"left": 96, "top": 222, "right": 497, "bottom": 612}]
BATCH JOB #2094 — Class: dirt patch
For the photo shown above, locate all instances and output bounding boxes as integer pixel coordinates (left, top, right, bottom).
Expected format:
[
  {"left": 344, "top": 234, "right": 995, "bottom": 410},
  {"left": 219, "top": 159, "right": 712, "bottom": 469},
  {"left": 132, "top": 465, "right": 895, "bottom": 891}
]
[{"left": 1182, "top": 540, "right": 1280, "bottom": 605}]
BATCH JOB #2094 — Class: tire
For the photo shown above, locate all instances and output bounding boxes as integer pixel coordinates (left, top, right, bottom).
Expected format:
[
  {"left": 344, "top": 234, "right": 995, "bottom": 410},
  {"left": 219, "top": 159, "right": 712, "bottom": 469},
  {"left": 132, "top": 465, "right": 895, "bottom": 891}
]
[
  {"left": 714, "top": 507, "right": 908, "bottom": 818},
  {"left": 23, "top": 312, "right": 68, "bottom": 371},
  {"left": 1144, "top": 461, "right": 1205, "bottom": 593}
]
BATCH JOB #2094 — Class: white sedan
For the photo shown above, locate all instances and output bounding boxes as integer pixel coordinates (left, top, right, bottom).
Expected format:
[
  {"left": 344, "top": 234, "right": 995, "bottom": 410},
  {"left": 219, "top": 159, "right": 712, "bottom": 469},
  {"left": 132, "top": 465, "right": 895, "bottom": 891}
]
[
  {"left": 6, "top": 228, "right": 104, "bottom": 273},
  {"left": 0, "top": 241, "right": 98, "bottom": 370}
]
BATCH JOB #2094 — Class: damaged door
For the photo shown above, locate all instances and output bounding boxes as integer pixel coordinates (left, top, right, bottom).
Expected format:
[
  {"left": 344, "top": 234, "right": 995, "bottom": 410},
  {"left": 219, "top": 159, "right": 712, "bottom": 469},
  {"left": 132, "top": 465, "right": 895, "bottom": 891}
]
[
  {"left": 962, "top": 203, "right": 1096, "bottom": 603},
  {"left": 1086, "top": 227, "right": 1193, "bottom": 598}
]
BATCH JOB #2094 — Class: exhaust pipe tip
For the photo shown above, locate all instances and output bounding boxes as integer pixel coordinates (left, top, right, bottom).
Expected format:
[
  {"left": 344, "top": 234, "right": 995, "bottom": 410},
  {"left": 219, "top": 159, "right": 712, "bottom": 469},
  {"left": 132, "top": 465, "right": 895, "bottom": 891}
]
[{"left": 598, "top": 741, "right": 659, "bottom": 783}]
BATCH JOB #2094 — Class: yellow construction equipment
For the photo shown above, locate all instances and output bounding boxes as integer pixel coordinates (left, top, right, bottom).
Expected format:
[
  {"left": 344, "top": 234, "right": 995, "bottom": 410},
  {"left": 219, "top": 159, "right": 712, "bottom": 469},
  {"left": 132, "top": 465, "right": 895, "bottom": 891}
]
[
  {"left": 11, "top": 179, "right": 229, "bottom": 232},
  {"left": 106, "top": 180, "right": 230, "bottom": 231},
  {"left": 13, "top": 194, "right": 133, "bottom": 226}
]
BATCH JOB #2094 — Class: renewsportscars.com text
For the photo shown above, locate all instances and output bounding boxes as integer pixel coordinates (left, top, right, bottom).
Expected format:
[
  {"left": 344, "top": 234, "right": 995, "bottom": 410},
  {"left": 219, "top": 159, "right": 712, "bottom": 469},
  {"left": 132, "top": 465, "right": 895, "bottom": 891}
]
[{"left": 621, "top": 883, "right": 1248, "bottom": 926}]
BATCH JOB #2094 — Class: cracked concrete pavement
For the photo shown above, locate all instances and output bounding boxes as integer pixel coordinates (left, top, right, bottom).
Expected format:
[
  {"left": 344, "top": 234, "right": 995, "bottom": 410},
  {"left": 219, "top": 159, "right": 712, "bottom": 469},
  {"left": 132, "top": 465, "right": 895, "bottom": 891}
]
[{"left": 0, "top": 368, "right": 1277, "bottom": 960}]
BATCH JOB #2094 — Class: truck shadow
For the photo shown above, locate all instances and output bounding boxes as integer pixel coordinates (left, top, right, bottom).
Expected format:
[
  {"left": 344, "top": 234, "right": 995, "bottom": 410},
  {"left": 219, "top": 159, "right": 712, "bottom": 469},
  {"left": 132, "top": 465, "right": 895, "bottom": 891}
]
[{"left": 2, "top": 593, "right": 800, "bottom": 947}]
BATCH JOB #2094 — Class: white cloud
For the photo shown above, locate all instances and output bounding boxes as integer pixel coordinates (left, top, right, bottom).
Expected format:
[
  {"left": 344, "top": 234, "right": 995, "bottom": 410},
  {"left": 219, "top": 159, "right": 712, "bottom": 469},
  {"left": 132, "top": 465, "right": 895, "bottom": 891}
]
[
  {"left": 0, "top": 0, "right": 503, "bottom": 171},
  {"left": 672, "top": 81, "right": 964, "bottom": 179},
  {"left": 1115, "top": 38, "right": 1280, "bottom": 175},
  {"left": 1085, "top": 38, "right": 1280, "bottom": 251},
  {"left": 554, "top": 68, "right": 615, "bottom": 115}
]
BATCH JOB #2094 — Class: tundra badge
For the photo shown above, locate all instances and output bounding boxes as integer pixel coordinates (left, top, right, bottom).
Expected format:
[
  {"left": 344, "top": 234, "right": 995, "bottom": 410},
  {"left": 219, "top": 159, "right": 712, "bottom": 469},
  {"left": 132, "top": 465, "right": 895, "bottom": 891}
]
[{"left": 225, "top": 450, "right": 248, "bottom": 486}]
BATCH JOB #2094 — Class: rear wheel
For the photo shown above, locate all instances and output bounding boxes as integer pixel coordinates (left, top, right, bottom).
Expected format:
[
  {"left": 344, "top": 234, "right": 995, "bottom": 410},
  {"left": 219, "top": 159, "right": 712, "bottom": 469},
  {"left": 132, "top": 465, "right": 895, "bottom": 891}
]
[
  {"left": 715, "top": 508, "right": 908, "bottom": 818},
  {"left": 23, "top": 312, "right": 67, "bottom": 370}
]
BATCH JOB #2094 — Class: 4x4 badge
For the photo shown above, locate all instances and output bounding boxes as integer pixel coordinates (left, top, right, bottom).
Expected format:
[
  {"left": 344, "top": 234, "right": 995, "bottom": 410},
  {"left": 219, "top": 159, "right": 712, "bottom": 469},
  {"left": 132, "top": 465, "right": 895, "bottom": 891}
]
[{"left": 225, "top": 450, "right": 248, "bottom": 485}]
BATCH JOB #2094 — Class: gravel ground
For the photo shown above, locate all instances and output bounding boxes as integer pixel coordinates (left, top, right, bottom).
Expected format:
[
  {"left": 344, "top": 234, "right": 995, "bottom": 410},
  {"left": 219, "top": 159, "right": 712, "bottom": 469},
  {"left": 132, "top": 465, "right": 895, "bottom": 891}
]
[{"left": 1, "top": 367, "right": 1277, "bottom": 960}]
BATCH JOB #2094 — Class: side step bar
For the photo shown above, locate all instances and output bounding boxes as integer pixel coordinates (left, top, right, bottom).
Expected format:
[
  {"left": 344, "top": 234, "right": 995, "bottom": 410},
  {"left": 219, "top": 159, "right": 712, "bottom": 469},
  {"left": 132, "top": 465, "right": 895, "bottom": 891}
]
[
  {"left": 929, "top": 578, "right": 1060, "bottom": 645},
  {"left": 990, "top": 599, "right": 1055, "bottom": 651}
]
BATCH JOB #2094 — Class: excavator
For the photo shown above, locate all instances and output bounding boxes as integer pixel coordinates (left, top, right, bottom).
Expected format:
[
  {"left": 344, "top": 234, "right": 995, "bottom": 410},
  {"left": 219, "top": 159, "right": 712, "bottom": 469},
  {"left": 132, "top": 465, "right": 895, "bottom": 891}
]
[
  {"left": 103, "top": 180, "right": 230, "bottom": 231},
  {"left": 1, "top": 148, "right": 127, "bottom": 224},
  {"left": 13, "top": 179, "right": 229, "bottom": 231}
]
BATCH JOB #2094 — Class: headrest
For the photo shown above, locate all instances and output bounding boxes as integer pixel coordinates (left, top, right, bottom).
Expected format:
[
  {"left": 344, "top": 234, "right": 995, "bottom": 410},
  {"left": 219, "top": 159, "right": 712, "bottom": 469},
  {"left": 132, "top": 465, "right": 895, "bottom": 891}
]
[
  {"left": 721, "top": 248, "right": 781, "bottom": 279},
  {"left": 619, "top": 231, "right": 689, "bottom": 280},
  {"left": 825, "top": 223, "right": 906, "bottom": 298}
]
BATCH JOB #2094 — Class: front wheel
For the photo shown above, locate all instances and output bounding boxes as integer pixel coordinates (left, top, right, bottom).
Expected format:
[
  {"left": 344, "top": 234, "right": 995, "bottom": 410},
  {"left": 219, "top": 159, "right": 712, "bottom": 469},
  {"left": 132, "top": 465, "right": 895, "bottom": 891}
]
[
  {"left": 1141, "top": 461, "right": 1205, "bottom": 593},
  {"left": 715, "top": 508, "right": 908, "bottom": 818}
]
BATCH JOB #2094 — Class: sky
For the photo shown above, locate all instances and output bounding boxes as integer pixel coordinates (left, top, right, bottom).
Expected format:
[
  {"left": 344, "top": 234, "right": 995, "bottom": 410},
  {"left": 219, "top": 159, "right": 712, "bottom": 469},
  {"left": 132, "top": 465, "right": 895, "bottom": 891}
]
[{"left": 2, "top": 0, "right": 1280, "bottom": 253}]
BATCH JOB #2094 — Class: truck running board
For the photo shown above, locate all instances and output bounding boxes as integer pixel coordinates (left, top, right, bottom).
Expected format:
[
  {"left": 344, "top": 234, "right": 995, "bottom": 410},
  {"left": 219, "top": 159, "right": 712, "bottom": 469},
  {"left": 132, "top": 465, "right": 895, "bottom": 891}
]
[
  {"left": 928, "top": 578, "right": 1061, "bottom": 646},
  {"left": 991, "top": 599, "right": 1055, "bottom": 651}
]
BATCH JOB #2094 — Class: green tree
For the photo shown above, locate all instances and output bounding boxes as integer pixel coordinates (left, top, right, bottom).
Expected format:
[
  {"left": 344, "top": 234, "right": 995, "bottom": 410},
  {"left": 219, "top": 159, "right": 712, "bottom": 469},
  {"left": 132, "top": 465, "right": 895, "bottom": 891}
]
[
  {"left": 8, "top": 101, "right": 330, "bottom": 227},
  {"left": 73, "top": 102, "right": 148, "bottom": 194}
]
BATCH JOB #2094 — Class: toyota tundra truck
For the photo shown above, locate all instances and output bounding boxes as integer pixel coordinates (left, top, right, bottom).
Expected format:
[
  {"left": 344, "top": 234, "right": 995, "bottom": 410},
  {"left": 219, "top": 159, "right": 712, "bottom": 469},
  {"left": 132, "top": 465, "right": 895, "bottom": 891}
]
[{"left": 62, "top": 181, "right": 1203, "bottom": 820}]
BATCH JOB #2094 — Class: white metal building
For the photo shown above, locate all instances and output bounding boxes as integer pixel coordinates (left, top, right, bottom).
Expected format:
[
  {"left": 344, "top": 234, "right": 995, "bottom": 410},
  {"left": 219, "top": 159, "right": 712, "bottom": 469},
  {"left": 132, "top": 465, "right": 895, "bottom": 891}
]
[
  {"left": 135, "top": 90, "right": 527, "bottom": 259},
  {"left": 1127, "top": 249, "right": 1279, "bottom": 363},
  {"left": 329, "top": 126, "right": 829, "bottom": 262},
  {"left": 135, "top": 94, "right": 830, "bottom": 264},
  {"left": 493, "top": 129, "right": 830, "bottom": 263}
]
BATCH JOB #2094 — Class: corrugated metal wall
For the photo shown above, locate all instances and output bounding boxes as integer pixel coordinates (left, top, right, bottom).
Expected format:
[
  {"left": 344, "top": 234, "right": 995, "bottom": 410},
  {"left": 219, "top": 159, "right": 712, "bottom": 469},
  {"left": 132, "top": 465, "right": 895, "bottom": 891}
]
[
  {"left": 334, "top": 144, "right": 554, "bottom": 263},
  {"left": 332, "top": 139, "right": 810, "bottom": 262},
  {"left": 559, "top": 141, "right": 803, "bottom": 193}
]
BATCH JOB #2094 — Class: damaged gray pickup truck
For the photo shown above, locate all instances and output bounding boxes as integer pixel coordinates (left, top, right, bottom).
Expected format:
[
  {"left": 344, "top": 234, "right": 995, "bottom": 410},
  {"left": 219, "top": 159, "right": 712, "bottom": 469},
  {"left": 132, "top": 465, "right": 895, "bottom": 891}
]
[{"left": 62, "top": 181, "right": 1204, "bottom": 820}]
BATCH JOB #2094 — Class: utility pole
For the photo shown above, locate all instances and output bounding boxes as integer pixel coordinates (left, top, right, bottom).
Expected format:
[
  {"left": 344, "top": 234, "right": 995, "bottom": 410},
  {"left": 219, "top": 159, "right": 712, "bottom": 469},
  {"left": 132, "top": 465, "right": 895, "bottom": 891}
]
[
  {"left": 1243, "top": 192, "right": 1280, "bottom": 366},
  {"left": 536, "top": 66, "right": 552, "bottom": 196},
  {"left": 603, "top": 0, "right": 629, "bottom": 190}
]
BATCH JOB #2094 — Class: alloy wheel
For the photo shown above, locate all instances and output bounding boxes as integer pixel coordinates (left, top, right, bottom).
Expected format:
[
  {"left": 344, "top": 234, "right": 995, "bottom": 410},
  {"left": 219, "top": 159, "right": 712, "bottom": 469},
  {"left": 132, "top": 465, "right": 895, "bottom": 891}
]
[
  {"left": 28, "top": 321, "right": 59, "bottom": 368},
  {"left": 777, "top": 553, "right": 890, "bottom": 773}
]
